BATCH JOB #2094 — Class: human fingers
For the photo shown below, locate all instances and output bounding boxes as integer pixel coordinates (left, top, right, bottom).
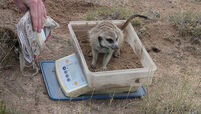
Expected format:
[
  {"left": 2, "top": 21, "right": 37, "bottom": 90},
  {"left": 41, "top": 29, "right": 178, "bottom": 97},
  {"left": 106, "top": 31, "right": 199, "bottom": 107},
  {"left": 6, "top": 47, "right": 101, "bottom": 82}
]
[
  {"left": 41, "top": 2, "right": 47, "bottom": 19},
  {"left": 13, "top": 0, "right": 28, "bottom": 12},
  {"left": 23, "top": 0, "right": 47, "bottom": 32},
  {"left": 29, "top": 0, "right": 39, "bottom": 32},
  {"left": 18, "top": 4, "right": 28, "bottom": 12},
  {"left": 21, "top": 5, "right": 28, "bottom": 12},
  {"left": 37, "top": 1, "right": 43, "bottom": 32}
]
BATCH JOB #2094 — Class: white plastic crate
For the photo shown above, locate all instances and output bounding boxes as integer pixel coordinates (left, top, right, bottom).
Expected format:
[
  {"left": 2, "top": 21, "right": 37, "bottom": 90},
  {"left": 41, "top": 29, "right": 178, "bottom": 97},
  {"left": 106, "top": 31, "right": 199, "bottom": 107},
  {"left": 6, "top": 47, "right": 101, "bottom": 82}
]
[{"left": 68, "top": 20, "right": 157, "bottom": 90}]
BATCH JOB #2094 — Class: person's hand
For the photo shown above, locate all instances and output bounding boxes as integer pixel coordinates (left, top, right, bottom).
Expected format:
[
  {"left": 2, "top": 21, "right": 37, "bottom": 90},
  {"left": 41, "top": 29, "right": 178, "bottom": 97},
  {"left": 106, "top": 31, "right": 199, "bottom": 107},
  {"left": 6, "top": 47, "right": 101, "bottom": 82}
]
[{"left": 14, "top": 0, "right": 47, "bottom": 32}]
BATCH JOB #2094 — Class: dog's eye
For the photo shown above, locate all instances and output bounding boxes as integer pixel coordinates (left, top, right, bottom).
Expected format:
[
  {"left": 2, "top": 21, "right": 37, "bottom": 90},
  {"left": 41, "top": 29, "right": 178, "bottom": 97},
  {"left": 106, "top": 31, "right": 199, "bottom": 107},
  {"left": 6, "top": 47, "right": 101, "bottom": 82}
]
[{"left": 106, "top": 38, "right": 114, "bottom": 43}]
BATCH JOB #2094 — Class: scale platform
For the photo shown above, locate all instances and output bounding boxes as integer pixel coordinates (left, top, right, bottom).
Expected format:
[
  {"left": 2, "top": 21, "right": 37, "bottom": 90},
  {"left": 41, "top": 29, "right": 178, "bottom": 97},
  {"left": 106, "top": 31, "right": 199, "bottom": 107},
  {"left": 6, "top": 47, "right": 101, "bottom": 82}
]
[{"left": 40, "top": 61, "right": 146, "bottom": 101}]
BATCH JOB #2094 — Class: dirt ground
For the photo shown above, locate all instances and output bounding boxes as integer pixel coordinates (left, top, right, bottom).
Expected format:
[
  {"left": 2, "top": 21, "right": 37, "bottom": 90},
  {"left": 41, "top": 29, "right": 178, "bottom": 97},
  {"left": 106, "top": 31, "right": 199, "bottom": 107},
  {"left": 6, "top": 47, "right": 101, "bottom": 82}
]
[{"left": 0, "top": 0, "right": 201, "bottom": 114}]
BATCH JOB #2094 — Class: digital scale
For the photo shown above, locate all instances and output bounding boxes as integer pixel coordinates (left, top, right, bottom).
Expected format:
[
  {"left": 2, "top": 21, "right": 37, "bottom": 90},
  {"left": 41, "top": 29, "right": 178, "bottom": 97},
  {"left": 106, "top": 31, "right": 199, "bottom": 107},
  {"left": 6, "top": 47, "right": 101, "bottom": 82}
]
[
  {"left": 40, "top": 53, "right": 146, "bottom": 100},
  {"left": 55, "top": 54, "right": 90, "bottom": 97}
]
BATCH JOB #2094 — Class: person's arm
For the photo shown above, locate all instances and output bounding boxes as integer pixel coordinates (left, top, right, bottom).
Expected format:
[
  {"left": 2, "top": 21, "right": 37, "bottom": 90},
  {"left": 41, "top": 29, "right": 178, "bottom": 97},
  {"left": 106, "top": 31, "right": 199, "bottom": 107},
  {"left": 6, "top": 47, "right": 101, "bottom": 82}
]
[{"left": 14, "top": 0, "right": 47, "bottom": 32}]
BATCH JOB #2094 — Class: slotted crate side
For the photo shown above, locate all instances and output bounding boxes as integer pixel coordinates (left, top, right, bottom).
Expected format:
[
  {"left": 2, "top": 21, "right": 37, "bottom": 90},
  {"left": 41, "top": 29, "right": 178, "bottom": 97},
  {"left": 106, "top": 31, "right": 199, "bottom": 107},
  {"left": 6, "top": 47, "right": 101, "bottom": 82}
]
[
  {"left": 125, "top": 23, "right": 157, "bottom": 85},
  {"left": 68, "top": 21, "right": 157, "bottom": 89},
  {"left": 68, "top": 22, "right": 90, "bottom": 82},
  {"left": 125, "top": 23, "right": 157, "bottom": 69},
  {"left": 88, "top": 69, "right": 153, "bottom": 89}
]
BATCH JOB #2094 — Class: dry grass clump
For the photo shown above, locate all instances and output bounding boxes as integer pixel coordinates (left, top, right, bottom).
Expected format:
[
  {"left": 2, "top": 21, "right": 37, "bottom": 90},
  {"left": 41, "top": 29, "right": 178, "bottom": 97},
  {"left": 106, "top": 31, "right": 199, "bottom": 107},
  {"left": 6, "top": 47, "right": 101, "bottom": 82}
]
[
  {"left": 86, "top": 7, "right": 136, "bottom": 21},
  {"left": 83, "top": 0, "right": 130, "bottom": 8},
  {"left": 169, "top": 11, "right": 201, "bottom": 41},
  {"left": 0, "top": 27, "right": 19, "bottom": 68},
  {"left": 86, "top": 7, "right": 150, "bottom": 38},
  {"left": 0, "top": 99, "right": 23, "bottom": 114},
  {"left": 140, "top": 68, "right": 201, "bottom": 114},
  {"left": 0, "top": 100, "right": 6, "bottom": 114}
]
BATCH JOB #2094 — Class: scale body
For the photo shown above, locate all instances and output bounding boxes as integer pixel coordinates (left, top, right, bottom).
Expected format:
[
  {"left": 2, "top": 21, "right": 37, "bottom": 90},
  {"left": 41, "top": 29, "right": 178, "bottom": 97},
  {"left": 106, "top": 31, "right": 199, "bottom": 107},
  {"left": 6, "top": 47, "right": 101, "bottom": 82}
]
[{"left": 55, "top": 53, "right": 90, "bottom": 97}]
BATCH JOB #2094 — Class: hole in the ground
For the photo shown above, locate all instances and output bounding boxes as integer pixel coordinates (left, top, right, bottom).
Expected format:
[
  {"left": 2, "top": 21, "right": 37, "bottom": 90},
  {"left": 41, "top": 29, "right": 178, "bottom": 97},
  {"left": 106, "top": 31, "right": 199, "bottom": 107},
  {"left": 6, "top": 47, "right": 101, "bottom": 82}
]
[{"left": 151, "top": 46, "right": 161, "bottom": 53}]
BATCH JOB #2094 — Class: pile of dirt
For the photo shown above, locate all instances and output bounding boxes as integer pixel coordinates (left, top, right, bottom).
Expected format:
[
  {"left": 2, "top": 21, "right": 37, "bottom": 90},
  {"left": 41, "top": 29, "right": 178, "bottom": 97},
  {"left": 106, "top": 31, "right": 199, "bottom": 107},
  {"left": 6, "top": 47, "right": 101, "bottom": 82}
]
[{"left": 74, "top": 30, "right": 142, "bottom": 72}]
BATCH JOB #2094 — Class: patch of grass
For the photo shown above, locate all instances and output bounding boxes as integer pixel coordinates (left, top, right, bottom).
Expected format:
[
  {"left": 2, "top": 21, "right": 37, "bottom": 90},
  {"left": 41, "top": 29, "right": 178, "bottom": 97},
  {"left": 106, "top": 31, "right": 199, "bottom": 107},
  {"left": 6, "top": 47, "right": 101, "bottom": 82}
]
[
  {"left": 86, "top": 7, "right": 150, "bottom": 38},
  {"left": 0, "top": 27, "right": 18, "bottom": 68},
  {"left": 0, "top": 100, "right": 7, "bottom": 114},
  {"left": 86, "top": 7, "right": 136, "bottom": 21},
  {"left": 140, "top": 68, "right": 200, "bottom": 114},
  {"left": 0, "top": 98, "right": 23, "bottom": 114},
  {"left": 86, "top": 7, "right": 149, "bottom": 29},
  {"left": 169, "top": 11, "right": 201, "bottom": 40}
]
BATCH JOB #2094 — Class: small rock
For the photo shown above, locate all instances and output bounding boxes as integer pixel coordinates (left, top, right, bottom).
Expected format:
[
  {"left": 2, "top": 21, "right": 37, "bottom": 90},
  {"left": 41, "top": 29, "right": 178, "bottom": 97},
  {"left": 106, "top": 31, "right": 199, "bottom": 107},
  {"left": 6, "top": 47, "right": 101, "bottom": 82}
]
[
  {"left": 154, "top": 11, "right": 160, "bottom": 18},
  {"left": 177, "top": 54, "right": 183, "bottom": 60},
  {"left": 168, "top": 0, "right": 172, "bottom": 3},
  {"left": 149, "top": 10, "right": 160, "bottom": 18}
]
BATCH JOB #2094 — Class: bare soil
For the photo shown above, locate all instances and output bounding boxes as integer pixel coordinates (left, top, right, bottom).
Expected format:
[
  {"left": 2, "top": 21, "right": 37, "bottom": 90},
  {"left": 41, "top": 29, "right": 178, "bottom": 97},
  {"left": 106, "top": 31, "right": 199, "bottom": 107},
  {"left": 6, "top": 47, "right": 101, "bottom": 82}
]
[{"left": 0, "top": 0, "right": 201, "bottom": 114}]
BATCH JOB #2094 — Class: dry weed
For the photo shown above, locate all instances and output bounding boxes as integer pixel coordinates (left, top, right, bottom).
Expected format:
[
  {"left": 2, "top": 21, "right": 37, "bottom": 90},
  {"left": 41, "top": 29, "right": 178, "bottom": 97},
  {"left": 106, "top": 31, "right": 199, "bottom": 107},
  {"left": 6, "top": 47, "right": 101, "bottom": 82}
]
[
  {"left": 169, "top": 11, "right": 201, "bottom": 42},
  {"left": 0, "top": 27, "right": 19, "bottom": 69},
  {"left": 141, "top": 68, "right": 200, "bottom": 114}
]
